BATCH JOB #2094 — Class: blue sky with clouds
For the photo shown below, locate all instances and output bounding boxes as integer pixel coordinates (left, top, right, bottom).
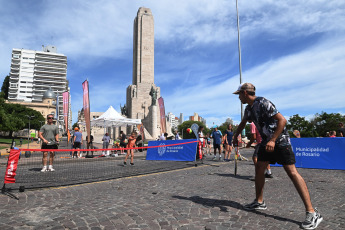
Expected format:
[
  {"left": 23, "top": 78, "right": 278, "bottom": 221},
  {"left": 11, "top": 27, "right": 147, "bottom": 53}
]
[{"left": 1, "top": 0, "right": 345, "bottom": 126}]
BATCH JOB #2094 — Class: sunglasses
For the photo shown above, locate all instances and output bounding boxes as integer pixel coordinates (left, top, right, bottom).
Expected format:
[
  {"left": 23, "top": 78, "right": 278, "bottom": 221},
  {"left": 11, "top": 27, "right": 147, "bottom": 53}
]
[{"left": 47, "top": 117, "right": 54, "bottom": 119}]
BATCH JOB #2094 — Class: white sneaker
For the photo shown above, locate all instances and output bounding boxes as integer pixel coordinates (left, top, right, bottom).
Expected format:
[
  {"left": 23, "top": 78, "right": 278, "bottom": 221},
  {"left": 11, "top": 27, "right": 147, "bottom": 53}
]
[
  {"left": 41, "top": 166, "right": 47, "bottom": 172},
  {"left": 301, "top": 208, "right": 323, "bottom": 229},
  {"left": 48, "top": 165, "right": 55, "bottom": 172}
]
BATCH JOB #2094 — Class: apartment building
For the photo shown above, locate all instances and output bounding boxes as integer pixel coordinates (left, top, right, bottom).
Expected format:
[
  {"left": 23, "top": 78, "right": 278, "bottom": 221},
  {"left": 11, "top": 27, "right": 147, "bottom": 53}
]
[{"left": 8, "top": 45, "right": 68, "bottom": 124}]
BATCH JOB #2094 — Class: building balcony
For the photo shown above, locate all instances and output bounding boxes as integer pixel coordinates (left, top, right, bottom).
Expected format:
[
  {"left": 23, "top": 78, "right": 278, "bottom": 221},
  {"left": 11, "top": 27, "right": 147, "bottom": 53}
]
[
  {"left": 34, "top": 79, "right": 67, "bottom": 84},
  {"left": 34, "top": 75, "right": 66, "bottom": 80},
  {"left": 34, "top": 69, "right": 66, "bottom": 75},
  {"left": 33, "top": 86, "right": 66, "bottom": 91},
  {"left": 8, "top": 91, "right": 18, "bottom": 95},
  {"left": 36, "top": 54, "right": 66, "bottom": 59},
  {"left": 35, "top": 59, "right": 67, "bottom": 65},
  {"left": 35, "top": 57, "right": 67, "bottom": 63},
  {"left": 35, "top": 64, "right": 66, "bottom": 69}
]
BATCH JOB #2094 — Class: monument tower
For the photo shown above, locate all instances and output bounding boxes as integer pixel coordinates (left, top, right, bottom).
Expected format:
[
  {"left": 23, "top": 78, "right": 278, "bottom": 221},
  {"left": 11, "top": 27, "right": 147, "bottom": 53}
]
[{"left": 126, "top": 7, "right": 161, "bottom": 139}]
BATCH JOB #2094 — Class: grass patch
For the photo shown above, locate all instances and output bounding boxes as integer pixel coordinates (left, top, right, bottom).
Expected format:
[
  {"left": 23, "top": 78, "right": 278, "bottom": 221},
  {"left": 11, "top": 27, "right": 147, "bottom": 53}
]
[{"left": 0, "top": 137, "right": 31, "bottom": 149}]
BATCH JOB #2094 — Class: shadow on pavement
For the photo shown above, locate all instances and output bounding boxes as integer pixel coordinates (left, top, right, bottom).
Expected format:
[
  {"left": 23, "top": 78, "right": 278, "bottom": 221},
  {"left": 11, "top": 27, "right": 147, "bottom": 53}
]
[
  {"left": 172, "top": 195, "right": 301, "bottom": 226},
  {"left": 215, "top": 173, "right": 252, "bottom": 181}
]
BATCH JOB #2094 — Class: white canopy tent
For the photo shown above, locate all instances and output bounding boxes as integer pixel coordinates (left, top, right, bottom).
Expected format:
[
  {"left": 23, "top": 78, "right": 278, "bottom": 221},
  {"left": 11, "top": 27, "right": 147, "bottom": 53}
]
[{"left": 79, "top": 106, "right": 141, "bottom": 130}]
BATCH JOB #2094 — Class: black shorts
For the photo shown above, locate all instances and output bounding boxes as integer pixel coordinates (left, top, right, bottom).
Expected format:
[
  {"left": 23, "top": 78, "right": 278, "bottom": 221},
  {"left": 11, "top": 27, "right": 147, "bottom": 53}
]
[
  {"left": 73, "top": 142, "right": 81, "bottom": 149},
  {"left": 253, "top": 144, "right": 260, "bottom": 158},
  {"left": 214, "top": 144, "right": 221, "bottom": 150},
  {"left": 41, "top": 144, "right": 58, "bottom": 150},
  {"left": 258, "top": 144, "right": 296, "bottom": 165},
  {"left": 120, "top": 142, "right": 126, "bottom": 148}
]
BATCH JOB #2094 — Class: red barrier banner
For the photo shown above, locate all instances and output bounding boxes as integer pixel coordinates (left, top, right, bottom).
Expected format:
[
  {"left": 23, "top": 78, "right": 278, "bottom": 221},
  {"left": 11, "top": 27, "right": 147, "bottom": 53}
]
[
  {"left": 158, "top": 97, "right": 166, "bottom": 134},
  {"left": 4, "top": 149, "right": 21, "bottom": 184},
  {"left": 82, "top": 80, "right": 91, "bottom": 143}
]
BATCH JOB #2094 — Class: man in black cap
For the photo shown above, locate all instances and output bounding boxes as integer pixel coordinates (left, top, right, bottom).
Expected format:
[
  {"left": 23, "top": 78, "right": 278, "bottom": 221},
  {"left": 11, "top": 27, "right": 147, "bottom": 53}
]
[{"left": 233, "top": 83, "right": 323, "bottom": 230}]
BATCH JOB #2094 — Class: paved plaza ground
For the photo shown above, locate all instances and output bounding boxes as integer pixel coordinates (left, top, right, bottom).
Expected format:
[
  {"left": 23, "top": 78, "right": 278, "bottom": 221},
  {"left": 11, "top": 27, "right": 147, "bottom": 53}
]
[{"left": 0, "top": 148, "right": 344, "bottom": 230}]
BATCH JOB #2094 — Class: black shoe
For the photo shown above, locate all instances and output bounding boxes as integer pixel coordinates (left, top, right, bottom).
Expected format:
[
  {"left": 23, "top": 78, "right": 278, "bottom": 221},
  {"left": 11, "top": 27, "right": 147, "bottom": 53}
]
[
  {"left": 244, "top": 199, "right": 267, "bottom": 210},
  {"left": 265, "top": 173, "right": 273, "bottom": 178},
  {"left": 130, "top": 163, "right": 134, "bottom": 166},
  {"left": 123, "top": 162, "right": 127, "bottom": 166}
]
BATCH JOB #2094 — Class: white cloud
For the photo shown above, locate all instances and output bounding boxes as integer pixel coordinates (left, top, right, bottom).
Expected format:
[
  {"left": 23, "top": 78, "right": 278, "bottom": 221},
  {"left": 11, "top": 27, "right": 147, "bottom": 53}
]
[{"left": 165, "top": 36, "right": 345, "bottom": 126}]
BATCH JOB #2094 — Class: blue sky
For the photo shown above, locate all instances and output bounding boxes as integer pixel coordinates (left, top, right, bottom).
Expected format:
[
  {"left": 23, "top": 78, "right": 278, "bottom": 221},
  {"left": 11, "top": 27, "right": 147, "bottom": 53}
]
[{"left": 1, "top": 0, "right": 345, "bottom": 126}]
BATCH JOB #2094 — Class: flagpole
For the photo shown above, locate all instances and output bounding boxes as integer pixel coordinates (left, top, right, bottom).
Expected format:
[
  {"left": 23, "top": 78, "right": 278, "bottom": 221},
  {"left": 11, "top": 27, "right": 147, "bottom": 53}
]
[{"left": 236, "top": 0, "right": 244, "bottom": 120}]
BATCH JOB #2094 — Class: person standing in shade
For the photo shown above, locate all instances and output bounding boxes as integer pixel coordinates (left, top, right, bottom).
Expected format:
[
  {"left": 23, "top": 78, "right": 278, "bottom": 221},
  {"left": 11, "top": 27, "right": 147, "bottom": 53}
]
[
  {"left": 175, "top": 130, "right": 180, "bottom": 140},
  {"left": 86, "top": 133, "right": 94, "bottom": 156},
  {"left": 198, "top": 126, "right": 205, "bottom": 158},
  {"left": 38, "top": 114, "right": 59, "bottom": 172},
  {"left": 205, "top": 133, "right": 211, "bottom": 154},
  {"left": 337, "top": 122, "right": 345, "bottom": 137},
  {"left": 211, "top": 126, "right": 222, "bottom": 160},
  {"left": 233, "top": 83, "right": 323, "bottom": 230},
  {"left": 102, "top": 133, "right": 111, "bottom": 156},
  {"left": 73, "top": 127, "right": 83, "bottom": 158},
  {"left": 224, "top": 124, "right": 234, "bottom": 161},
  {"left": 119, "top": 131, "right": 127, "bottom": 154}
]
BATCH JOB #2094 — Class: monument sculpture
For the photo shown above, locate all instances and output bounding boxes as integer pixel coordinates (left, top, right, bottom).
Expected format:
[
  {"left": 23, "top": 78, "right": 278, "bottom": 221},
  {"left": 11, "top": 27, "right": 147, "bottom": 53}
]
[
  {"left": 120, "top": 104, "right": 127, "bottom": 116},
  {"left": 126, "top": 7, "right": 161, "bottom": 139},
  {"left": 149, "top": 86, "right": 157, "bottom": 106}
]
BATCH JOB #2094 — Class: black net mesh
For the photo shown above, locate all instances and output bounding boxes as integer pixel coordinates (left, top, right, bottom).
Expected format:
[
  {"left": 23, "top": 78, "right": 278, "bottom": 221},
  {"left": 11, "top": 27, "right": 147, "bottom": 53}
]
[{"left": 0, "top": 140, "right": 198, "bottom": 190}]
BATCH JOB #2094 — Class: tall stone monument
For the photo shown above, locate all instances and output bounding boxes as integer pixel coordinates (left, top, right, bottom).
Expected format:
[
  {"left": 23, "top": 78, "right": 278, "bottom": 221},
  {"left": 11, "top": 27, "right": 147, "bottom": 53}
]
[{"left": 126, "top": 7, "right": 161, "bottom": 139}]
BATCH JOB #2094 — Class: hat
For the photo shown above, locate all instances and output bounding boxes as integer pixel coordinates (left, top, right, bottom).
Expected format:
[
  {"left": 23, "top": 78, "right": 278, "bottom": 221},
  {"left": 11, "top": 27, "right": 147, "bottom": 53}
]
[
  {"left": 233, "top": 83, "right": 256, "bottom": 94},
  {"left": 74, "top": 127, "right": 79, "bottom": 131},
  {"left": 213, "top": 125, "right": 218, "bottom": 129}
]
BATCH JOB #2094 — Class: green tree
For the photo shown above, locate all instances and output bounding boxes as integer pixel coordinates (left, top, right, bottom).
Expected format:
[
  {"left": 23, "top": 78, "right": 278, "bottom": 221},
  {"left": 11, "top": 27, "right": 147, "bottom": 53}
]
[
  {"left": 312, "top": 112, "right": 345, "bottom": 137},
  {"left": 0, "top": 99, "right": 44, "bottom": 137},
  {"left": 72, "top": 122, "right": 79, "bottom": 130},
  {"left": 287, "top": 114, "right": 316, "bottom": 137},
  {"left": 1, "top": 75, "right": 10, "bottom": 99},
  {"left": 178, "top": 120, "right": 206, "bottom": 139}
]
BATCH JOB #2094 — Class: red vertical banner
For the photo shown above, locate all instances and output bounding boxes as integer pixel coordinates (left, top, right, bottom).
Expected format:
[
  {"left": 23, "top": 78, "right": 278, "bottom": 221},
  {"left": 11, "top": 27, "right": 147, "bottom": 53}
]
[
  {"left": 158, "top": 97, "right": 166, "bottom": 134},
  {"left": 62, "top": 92, "right": 70, "bottom": 141},
  {"left": 4, "top": 150, "right": 21, "bottom": 184},
  {"left": 82, "top": 80, "right": 91, "bottom": 143}
]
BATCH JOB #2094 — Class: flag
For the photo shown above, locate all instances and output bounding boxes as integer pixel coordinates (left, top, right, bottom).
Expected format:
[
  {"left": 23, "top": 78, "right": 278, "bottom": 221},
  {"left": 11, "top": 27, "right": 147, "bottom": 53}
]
[
  {"left": 62, "top": 92, "right": 71, "bottom": 142},
  {"left": 158, "top": 97, "right": 166, "bottom": 134},
  {"left": 82, "top": 80, "right": 91, "bottom": 143}
]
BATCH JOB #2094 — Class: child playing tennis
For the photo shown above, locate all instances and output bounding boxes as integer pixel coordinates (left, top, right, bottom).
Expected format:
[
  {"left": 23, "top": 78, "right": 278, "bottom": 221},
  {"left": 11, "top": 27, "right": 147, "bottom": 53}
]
[{"left": 124, "top": 131, "right": 137, "bottom": 166}]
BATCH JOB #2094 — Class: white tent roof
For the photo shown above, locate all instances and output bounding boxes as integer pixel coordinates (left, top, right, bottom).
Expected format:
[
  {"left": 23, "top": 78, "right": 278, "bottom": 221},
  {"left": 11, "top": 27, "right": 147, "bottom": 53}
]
[
  {"left": 97, "top": 105, "right": 124, "bottom": 120},
  {"left": 80, "top": 106, "right": 141, "bottom": 127}
]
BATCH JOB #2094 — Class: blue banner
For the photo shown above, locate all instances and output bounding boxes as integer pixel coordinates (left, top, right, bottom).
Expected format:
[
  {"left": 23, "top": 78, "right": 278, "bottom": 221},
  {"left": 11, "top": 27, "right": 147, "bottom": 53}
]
[
  {"left": 272, "top": 138, "right": 345, "bottom": 170},
  {"left": 146, "top": 139, "right": 198, "bottom": 161}
]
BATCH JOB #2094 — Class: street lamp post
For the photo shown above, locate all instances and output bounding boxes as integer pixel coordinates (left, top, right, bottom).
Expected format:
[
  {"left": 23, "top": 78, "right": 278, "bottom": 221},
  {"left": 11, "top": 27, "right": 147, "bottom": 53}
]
[
  {"left": 236, "top": 0, "right": 243, "bottom": 120},
  {"left": 25, "top": 115, "right": 35, "bottom": 149}
]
